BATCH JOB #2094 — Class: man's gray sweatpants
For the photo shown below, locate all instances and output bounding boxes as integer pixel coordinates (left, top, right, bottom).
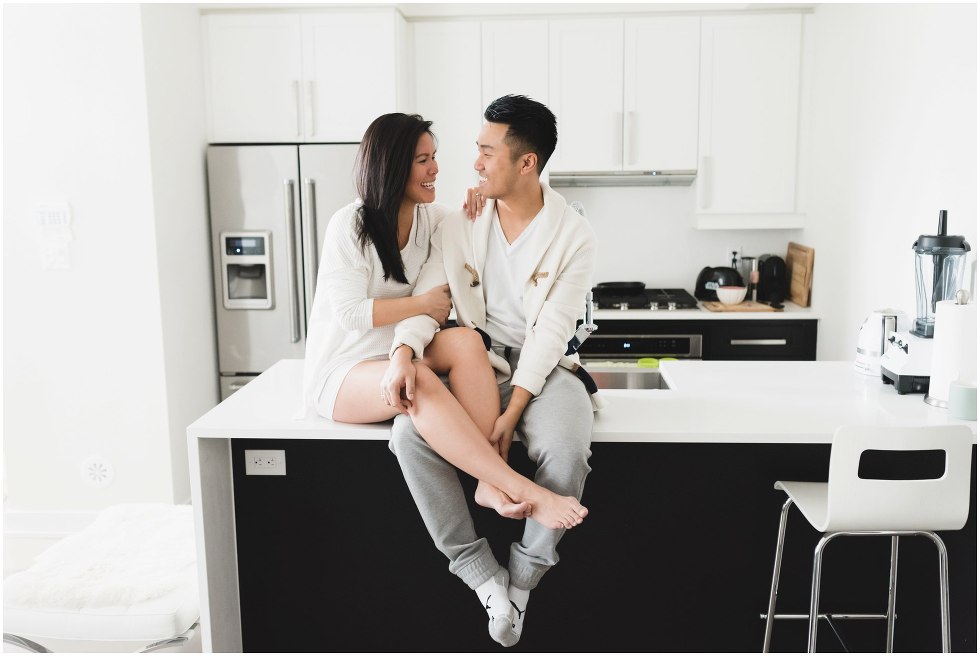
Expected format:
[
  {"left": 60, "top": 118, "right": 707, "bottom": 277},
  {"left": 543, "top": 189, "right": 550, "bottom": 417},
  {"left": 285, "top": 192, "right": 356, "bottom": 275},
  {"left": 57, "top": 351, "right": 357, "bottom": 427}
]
[{"left": 388, "top": 346, "right": 594, "bottom": 592}]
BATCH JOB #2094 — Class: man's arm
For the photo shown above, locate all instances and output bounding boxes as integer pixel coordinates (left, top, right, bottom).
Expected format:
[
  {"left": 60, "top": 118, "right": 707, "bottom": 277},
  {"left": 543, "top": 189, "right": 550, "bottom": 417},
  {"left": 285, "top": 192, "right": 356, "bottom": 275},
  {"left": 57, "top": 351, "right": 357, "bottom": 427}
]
[{"left": 510, "top": 235, "right": 597, "bottom": 395}]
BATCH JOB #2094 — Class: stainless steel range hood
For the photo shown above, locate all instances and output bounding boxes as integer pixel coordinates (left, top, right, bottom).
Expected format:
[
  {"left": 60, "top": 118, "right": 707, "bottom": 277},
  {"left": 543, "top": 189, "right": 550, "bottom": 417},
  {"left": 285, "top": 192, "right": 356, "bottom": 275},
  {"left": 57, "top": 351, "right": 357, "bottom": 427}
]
[{"left": 549, "top": 170, "right": 696, "bottom": 187}]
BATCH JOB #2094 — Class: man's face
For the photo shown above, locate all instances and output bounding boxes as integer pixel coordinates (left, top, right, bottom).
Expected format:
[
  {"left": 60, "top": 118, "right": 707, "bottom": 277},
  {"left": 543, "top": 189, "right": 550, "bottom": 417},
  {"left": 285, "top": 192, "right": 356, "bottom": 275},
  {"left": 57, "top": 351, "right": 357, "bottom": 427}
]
[{"left": 474, "top": 121, "right": 522, "bottom": 200}]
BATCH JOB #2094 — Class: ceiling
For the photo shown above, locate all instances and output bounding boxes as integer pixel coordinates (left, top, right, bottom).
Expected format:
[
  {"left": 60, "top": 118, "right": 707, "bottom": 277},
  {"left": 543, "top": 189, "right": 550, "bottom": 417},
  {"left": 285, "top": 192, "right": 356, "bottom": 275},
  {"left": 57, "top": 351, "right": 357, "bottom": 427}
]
[{"left": 198, "top": 2, "right": 818, "bottom": 18}]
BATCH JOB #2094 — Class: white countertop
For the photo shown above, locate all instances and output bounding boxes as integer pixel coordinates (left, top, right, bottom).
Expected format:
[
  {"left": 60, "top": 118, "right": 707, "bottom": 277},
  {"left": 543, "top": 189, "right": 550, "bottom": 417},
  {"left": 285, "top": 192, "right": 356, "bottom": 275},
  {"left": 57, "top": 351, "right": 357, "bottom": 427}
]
[
  {"left": 592, "top": 301, "right": 818, "bottom": 321},
  {"left": 188, "top": 359, "right": 974, "bottom": 445}
]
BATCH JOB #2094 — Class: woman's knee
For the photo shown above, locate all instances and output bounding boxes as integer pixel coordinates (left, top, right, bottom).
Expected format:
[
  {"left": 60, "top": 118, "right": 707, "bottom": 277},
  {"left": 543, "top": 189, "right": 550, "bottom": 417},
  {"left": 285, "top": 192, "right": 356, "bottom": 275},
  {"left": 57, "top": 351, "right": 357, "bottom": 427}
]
[
  {"left": 412, "top": 362, "right": 445, "bottom": 393},
  {"left": 441, "top": 327, "right": 489, "bottom": 360}
]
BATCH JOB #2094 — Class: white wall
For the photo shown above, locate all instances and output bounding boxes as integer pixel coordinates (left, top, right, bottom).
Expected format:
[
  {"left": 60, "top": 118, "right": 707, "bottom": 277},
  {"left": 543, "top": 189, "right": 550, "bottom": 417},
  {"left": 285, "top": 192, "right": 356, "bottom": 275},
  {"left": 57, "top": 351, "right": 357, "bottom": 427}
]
[
  {"left": 2, "top": 4, "right": 215, "bottom": 524},
  {"left": 562, "top": 185, "right": 801, "bottom": 288},
  {"left": 141, "top": 4, "right": 217, "bottom": 504},
  {"left": 802, "top": 3, "right": 977, "bottom": 360}
]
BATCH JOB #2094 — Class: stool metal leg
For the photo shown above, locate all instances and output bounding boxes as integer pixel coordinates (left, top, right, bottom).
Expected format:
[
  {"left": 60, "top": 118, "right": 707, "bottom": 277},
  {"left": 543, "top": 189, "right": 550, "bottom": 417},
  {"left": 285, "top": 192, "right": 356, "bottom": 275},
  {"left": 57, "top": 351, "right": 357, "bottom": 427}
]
[
  {"left": 921, "top": 531, "right": 951, "bottom": 652},
  {"left": 763, "top": 497, "right": 795, "bottom": 653},
  {"left": 808, "top": 534, "right": 838, "bottom": 653},
  {"left": 885, "top": 536, "right": 899, "bottom": 653}
]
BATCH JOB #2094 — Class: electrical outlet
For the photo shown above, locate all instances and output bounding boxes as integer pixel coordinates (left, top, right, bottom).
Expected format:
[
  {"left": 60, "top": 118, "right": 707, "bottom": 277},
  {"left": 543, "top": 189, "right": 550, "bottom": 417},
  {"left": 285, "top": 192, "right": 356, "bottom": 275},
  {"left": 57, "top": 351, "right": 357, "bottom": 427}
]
[
  {"left": 724, "top": 245, "right": 742, "bottom": 268},
  {"left": 244, "top": 449, "right": 287, "bottom": 476}
]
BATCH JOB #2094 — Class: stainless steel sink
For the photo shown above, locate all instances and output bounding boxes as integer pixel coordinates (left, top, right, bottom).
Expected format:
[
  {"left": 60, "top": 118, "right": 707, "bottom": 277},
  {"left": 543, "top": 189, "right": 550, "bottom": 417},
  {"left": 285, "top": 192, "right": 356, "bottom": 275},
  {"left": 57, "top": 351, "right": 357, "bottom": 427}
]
[{"left": 583, "top": 362, "right": 666, "bottom": 389}]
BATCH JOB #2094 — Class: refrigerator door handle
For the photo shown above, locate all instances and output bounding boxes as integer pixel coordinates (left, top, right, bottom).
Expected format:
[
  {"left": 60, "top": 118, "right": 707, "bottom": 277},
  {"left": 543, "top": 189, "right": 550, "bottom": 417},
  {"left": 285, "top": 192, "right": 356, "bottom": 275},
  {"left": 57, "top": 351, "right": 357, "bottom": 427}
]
[
  {"left": 302, "top": 177, "right": 319, "bottom": 324},
  {"left": 283, "top": 179, "right": 301, "bottom": 343}
]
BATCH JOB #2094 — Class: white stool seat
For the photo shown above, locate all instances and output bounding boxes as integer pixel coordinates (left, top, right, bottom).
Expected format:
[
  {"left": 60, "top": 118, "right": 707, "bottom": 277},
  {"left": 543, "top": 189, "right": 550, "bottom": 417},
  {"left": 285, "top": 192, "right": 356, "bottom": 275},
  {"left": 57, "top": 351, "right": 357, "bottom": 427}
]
[{"left": 3, "top": 504, "right": 199, "bottom": 651}]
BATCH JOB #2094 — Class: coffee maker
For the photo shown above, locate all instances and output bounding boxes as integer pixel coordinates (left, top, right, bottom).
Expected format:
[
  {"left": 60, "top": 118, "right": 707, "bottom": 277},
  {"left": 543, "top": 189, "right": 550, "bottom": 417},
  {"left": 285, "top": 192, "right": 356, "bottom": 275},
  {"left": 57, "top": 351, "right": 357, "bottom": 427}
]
[{"left": 881, "top": 211, "right": 972, "bottom": 393}]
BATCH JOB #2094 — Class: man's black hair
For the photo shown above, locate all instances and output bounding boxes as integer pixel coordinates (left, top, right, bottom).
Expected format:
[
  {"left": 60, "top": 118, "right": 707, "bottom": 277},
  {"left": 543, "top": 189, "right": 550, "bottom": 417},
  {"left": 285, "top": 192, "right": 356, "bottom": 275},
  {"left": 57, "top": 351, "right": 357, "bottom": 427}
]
[{"left": 483, "top": 94, "right": 557, "bottom": 174}]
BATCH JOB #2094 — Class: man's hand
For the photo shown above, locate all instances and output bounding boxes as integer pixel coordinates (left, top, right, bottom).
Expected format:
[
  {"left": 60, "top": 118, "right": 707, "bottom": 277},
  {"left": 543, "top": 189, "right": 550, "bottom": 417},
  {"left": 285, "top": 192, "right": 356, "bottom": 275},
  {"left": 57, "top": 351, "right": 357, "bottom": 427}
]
[
  {"left": 419, "top": 284, "right": 452, "bottom": 324},
  {"left": 490, "top": 413, "right": 519, "bottom": 462},
  {"left": 381, "top": 346, "right": 417, "bottom": 414},
  {"left": 462, "top": 186, "right": 487, "bottom": 221}
]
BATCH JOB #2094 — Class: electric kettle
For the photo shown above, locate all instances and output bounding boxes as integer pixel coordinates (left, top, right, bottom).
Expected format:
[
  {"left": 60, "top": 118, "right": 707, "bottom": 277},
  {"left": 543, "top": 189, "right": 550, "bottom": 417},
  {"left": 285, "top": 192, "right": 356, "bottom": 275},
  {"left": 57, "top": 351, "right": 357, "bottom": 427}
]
[{"left": 855, "top": 309, "right": 910, "bottom": 376}]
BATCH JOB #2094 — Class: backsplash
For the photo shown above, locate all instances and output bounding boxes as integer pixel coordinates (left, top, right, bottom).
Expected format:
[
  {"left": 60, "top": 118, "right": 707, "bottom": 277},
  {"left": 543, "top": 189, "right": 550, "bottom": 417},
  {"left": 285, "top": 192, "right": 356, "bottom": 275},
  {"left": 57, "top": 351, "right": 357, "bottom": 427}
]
[{"left": 559, "top": 184, "right": 804, "bottom": 289}]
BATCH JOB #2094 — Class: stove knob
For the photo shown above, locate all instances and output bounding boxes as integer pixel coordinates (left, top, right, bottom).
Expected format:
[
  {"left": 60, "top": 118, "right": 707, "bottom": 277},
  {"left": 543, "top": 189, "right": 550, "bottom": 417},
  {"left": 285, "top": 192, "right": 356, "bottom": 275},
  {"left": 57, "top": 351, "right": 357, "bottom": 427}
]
[
  {"left": 618, "top": 302, "right": 629, "bottom": 311},
  {"left": 650, "top": 302, "right": 660, "bottom": 310},
  {"left": 667, "top": 301, "right": 677, "bottom": 311}
]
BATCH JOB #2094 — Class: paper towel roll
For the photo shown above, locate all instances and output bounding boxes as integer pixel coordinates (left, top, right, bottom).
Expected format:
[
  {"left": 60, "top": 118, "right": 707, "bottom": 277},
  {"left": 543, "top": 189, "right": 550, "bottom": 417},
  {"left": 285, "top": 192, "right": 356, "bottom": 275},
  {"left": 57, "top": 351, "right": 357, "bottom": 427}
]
[{"left": 927, "top": 299, "right": 978, "bottom": 404}]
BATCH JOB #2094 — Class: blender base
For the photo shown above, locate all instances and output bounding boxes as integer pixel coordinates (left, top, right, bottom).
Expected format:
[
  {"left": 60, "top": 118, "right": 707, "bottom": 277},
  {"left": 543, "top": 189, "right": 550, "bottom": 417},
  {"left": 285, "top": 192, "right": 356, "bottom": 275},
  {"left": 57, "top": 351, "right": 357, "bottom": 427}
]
[{"left": 881, "top": 367, "right": 930, "bottom": 394}]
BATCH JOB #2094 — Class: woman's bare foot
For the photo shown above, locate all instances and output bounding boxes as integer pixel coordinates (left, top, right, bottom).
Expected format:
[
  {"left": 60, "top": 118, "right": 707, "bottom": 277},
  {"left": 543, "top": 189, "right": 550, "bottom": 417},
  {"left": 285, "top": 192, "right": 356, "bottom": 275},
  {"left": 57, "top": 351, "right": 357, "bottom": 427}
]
[
  {"left": 524, "top": 486, "right": 588, "bottom": 530},
  {"left": 475, "top": 480, "right": 532, "bottom": 519}
]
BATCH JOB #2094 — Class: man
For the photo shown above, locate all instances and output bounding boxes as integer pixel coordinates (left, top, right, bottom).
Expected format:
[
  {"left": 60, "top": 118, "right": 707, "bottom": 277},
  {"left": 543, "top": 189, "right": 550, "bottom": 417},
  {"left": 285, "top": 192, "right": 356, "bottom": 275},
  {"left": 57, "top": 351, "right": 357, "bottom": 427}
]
[{"left": 386, "top": 94, "right": 598, "bottom": 647}]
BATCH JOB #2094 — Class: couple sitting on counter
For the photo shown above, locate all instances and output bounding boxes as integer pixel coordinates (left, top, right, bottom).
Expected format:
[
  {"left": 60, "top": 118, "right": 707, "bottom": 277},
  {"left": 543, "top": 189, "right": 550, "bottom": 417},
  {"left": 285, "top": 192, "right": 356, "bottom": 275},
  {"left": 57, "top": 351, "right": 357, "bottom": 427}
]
[{"left": 300, "top": 95, "right": 600, "bottom": 648}]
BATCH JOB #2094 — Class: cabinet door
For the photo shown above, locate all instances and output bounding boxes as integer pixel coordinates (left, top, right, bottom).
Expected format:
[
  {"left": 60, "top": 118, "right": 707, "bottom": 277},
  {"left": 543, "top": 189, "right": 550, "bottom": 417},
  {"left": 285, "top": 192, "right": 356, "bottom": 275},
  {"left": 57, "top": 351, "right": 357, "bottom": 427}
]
[
  {"left": 204, "top": 14, "right": 304, "bottom": 143},
  {"left": 304, "top": 11, "right": 401, "bottom": 142},
  {"left": 697, "top": 14, "right": 803, "bottom": 220},
  {"left": 412, "top": 21, "right": 483, "bottom": 205},
  {"left": 481, "top": 20, "right": 550, "bottom": 109},
  {"left": 625, "top": 17, "right": 700, "bottom": 172},
  {"left": 548, "top": 19, "right": 624, "bottom": 172}
]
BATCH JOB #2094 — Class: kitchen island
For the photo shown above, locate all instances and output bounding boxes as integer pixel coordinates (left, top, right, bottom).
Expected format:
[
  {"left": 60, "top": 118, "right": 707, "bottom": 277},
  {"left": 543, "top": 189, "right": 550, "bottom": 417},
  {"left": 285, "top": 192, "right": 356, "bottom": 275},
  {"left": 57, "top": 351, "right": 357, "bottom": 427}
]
[{"left": 188, "top": 359, "right": 975, "bottom": 653}]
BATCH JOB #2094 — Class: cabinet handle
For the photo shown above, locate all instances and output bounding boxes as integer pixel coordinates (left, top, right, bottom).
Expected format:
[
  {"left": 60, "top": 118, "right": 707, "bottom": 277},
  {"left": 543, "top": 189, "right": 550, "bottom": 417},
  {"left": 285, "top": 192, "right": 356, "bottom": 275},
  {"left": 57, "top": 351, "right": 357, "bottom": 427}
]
[
  {"left": 283, "top": 179, "right": 301, "bottom": 343},
  {"left": 730, "top": 339, "right": 788, "bottom": 346},
  {"left": 307, "top": 81, "right": 316, "bottom": 137},
  {"left": 292, "top": 80, "right": 301, "bottom": 138},
  {"left": 625, "top": 111, "right": 636, "bottom": 166},
  {"left": 698, "top": 155, "right": 711, "bottom": 209}
]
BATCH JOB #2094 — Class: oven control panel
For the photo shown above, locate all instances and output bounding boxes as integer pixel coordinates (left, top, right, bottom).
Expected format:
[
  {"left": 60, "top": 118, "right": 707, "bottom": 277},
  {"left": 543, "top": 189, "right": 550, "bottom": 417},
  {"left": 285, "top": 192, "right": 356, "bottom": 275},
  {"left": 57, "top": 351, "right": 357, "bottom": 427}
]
[{"left": 578, "top": 334, "right": 703, "bottom": 359}]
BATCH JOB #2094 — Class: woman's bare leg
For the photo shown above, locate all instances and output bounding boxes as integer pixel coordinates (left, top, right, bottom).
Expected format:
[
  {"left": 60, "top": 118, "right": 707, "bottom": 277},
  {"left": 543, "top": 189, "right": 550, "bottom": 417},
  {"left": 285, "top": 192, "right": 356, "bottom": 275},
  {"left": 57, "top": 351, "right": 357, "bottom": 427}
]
[
  {"left": 332, "top": 357, "right": 587, "bottom": 530},
  {"left": 420, "top": 328, "right": 527, "bottom": 519}
]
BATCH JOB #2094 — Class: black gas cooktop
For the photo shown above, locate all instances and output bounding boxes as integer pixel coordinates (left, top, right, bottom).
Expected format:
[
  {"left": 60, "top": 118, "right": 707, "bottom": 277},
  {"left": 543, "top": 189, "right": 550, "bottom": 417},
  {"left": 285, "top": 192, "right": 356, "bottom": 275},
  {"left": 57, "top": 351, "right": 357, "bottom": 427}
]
[{"left": 591, "top": 284, "right": 699, "bottom": 311}]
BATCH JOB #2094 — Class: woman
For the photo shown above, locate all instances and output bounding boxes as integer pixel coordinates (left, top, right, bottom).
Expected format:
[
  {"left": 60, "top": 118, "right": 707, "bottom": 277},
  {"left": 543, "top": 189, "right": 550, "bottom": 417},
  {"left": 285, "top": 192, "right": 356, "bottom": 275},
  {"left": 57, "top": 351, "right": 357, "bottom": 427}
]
[{"left": 302, "top": 113, "right": 587, "bottom": 531}]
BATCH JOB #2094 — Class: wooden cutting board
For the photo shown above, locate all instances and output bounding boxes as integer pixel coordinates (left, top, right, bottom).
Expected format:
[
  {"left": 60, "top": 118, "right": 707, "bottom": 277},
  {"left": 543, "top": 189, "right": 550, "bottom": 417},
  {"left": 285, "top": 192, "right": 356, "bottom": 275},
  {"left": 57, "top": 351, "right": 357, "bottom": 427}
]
[
  {"left": 785, "top": 242, "right": 815, "bottom": 307},
  {"left": 703, "top": 300, "right": 779, "bottom": 312}
]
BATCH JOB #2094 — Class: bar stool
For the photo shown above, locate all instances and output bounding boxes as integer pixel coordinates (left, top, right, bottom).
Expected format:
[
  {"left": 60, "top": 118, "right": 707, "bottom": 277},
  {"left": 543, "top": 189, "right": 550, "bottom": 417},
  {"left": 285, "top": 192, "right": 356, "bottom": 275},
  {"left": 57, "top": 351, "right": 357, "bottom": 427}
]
[{"left": 762, "top": 424, "right": 973, "bottom": 653}]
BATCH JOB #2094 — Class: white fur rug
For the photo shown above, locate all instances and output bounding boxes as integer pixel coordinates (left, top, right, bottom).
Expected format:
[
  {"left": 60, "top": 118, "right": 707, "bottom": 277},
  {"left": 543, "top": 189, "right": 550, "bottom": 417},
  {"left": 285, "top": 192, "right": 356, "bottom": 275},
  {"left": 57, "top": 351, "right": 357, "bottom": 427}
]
[{"left": 4, "top": 503, "right": 197, "bottom": 609}]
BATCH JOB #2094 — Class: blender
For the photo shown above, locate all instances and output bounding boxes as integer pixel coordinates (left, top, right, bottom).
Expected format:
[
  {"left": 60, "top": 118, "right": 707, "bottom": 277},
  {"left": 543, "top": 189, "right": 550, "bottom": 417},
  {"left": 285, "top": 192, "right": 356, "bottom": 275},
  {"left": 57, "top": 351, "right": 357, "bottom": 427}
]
[{"left": 880, "top": 210, "right": 972, "bottom": 393}]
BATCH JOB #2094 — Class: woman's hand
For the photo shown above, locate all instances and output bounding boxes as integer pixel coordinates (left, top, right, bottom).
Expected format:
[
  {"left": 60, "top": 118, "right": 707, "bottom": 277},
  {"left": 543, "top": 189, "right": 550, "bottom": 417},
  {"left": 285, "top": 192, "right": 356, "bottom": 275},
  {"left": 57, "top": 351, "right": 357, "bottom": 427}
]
[
  {"left": 490, "top": 413, "right": 519, "bottom": 462},
  {"left": 381, "top": 347, "right": 417, "bottom": 414},
  {"left": 419, "top": 284, "right": 452, "bottom": 324},
  {"left": 462, "top": 186, "right": 487, "bottom": 221}
]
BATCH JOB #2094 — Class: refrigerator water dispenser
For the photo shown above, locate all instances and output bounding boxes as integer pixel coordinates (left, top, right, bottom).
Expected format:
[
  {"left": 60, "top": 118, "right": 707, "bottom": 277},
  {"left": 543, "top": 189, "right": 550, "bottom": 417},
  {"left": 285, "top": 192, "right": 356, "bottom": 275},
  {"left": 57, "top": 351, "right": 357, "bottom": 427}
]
[{"left": 221, "top": 231, "right": 273, "bottom": 309}]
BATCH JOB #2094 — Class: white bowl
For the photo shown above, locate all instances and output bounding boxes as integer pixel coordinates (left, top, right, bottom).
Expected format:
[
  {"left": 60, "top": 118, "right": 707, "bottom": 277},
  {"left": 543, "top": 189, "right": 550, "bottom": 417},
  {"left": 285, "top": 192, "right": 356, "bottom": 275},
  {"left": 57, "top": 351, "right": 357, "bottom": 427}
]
[{"left": 716, "top": 286, "right": 747, "bottom": 305}]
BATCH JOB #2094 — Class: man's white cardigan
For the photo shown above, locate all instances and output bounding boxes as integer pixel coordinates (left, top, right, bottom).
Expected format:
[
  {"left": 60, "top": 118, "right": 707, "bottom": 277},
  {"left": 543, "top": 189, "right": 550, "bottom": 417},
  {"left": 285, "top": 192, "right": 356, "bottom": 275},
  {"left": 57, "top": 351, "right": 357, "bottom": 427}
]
[{"left": 391, "top": 182, "right": 602, "bottom": 409}]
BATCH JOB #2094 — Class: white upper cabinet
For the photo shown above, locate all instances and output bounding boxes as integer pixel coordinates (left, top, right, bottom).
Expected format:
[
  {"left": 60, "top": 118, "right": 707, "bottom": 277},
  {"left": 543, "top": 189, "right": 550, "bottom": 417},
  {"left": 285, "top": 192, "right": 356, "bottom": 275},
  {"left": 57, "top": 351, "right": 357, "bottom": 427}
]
[
  {"left": 203, "top": 10, "right": 405, "bottom": 143},
  {"left": 625, "top": 17, "right": 701, "bottom": 172},
  {"left": 411, "top": 21, "right": 484, "bottom": 205},
  {"left": 302, "top": 13, "right": 404, "bottom": 142},
  {"left": 548, "top": 19, "right": 624, "bottom": 172},
  {"left": 548, "top": 17, "right": 700, "bottom": 174},
  {"left": 204, "top": 14, "right": 304, "bottom": 143},
  {"left": 696, "top": 13, "right": 806, "bottom": 227},
  {"left": 481, "top": 20, "right": 550, "bottom": 110}
]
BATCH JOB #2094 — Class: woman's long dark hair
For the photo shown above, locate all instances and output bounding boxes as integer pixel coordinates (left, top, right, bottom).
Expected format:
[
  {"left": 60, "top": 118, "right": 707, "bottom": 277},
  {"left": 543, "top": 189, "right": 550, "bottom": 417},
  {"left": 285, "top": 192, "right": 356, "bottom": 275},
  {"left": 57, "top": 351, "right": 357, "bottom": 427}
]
[{"left": 354, "top": 113, "right": 434, "bottom": 284}]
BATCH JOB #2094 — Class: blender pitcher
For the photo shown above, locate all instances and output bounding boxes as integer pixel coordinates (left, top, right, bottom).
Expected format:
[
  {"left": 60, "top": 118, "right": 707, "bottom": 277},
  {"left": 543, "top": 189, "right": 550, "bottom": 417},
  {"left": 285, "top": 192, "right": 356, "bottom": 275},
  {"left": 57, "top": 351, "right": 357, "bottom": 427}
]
[{"left": 912, "top": 210, "right": 971, "bottom": 337}]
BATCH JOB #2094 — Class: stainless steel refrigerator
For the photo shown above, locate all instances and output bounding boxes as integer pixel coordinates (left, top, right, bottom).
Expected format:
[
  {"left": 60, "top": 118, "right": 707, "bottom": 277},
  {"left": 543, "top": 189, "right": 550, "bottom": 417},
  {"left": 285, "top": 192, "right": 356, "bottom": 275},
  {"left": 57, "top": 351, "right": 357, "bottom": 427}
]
[{"left": 207, "top": 144, "right": 359, "bottom": 400}]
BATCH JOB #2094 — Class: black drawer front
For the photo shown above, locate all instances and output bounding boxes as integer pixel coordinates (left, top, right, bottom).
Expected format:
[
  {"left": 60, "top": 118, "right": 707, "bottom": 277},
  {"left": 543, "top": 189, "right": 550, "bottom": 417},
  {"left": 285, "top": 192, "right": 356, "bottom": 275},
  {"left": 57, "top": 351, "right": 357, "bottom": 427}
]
[{"left": 705, "top": 321, "right": 817, "bottom": 360}]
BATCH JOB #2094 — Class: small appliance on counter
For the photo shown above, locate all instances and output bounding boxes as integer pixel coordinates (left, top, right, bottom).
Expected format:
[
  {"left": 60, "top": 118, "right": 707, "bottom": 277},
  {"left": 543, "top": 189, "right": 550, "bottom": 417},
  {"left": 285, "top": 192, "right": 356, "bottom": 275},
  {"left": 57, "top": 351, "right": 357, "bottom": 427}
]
[
  {"left": 854, "top": 309, "right": 910, "bottom": 376},
  {"left": 694, "top": 267, "right": 744, "bottom": 301},
  {"left": 756, "top": 254, "right": 787, "bottom": 305},
  {"left": 925, "top": 289, "right": 977, "bottom": 408},
  {"left": 881, "top": 210, "right": 972, "bottom": 394}
]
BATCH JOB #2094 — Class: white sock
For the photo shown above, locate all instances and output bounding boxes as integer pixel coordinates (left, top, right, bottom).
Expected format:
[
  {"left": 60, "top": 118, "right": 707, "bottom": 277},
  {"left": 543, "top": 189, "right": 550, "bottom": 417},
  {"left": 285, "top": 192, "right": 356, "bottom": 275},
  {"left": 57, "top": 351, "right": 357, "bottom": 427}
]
[
  {"left": 507, "top": 585, "right": 531, "bottom": 640},
  {"left": 475, "top": 569, "right": 518, "bottom": 647}
]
